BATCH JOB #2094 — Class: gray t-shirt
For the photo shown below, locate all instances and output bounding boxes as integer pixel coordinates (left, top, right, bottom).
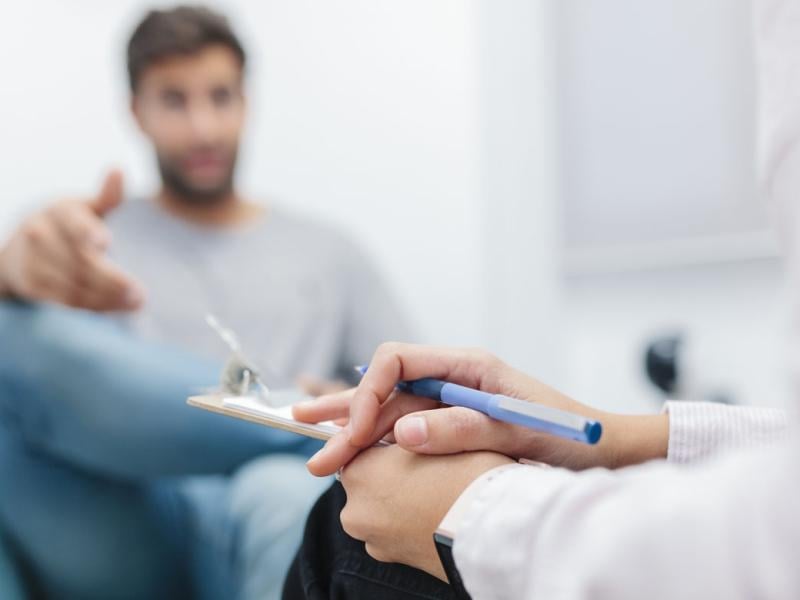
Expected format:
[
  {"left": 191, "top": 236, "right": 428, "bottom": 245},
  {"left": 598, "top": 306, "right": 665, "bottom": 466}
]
[{"left": 106, "top": 199, "right": 410, "bottom": 388}]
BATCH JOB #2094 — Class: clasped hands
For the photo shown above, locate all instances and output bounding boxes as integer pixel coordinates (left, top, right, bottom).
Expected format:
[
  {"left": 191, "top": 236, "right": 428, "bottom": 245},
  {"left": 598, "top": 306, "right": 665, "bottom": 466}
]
[{"left": 292, "top": 343, "right": 670, "bottom": 581}]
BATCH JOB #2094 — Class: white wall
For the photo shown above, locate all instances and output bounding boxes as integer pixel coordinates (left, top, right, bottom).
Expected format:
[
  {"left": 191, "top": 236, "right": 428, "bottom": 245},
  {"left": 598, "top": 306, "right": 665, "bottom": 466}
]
[
  {"left": 557, "top": 0, "right": 764, "bottom": 250},
  {"left": 240, "top": 1, "right": 486, "bottom": 347}
]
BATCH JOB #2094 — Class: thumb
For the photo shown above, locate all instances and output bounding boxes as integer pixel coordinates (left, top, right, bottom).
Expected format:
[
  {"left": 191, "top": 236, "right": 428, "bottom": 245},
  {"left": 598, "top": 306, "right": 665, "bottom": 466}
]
[
  {"left": 90, "top": 169, "right": 124, "bottom": 216},
  {"left": 394, "top": 407, "right": 513, "bottom": 455}
]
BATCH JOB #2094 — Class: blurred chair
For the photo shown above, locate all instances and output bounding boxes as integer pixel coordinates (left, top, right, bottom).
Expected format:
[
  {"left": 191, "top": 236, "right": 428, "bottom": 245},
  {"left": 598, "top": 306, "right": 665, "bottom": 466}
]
[
  {"left": 644, "top": 334, "right": 682, "bottom": 396},
  {"left": 644, "top": 333, "right": 734, "bottom": 405}
]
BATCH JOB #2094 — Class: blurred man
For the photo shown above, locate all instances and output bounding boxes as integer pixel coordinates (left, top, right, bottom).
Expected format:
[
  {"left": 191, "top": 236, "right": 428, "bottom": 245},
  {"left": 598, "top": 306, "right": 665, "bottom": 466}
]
[{"left": 0, "top": 6, "right": 409, "bottom": 600}]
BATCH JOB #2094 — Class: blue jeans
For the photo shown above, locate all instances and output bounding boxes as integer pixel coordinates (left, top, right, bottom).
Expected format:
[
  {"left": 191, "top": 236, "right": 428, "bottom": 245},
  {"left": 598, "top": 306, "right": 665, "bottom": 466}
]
[
  {"left": 0, "top": 302, "right": 327, "bottom": 599},
  {"left": 0, "top": 530, "right": 24, "bottom": 600}
]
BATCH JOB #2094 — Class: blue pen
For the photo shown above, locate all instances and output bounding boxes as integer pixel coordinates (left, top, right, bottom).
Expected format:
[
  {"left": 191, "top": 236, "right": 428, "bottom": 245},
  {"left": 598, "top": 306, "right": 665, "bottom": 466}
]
[{"left": 355, "top": 365, "right": 602, "bottom": 444}]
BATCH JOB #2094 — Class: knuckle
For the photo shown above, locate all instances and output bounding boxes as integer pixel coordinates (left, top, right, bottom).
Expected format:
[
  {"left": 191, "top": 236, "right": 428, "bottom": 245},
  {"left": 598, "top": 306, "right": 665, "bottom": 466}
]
[
  {"left": 74, "top": 251, "right": 93, "bottom": 269},
  {"left": 54, "top": 200, "right": 88, "bottom": 222},
  {"left": 467, "top": 347, "right": 506, "bottom": 385},
  {"left": 471, "top": 347, "right": 499, "bottom": 366},
  {"left": 52, "top": 198, "right": 79, "bottom": 212},
  {"left": 76, "top": 214, "right": 104, "bottom": 240},
  {"left": 21, "top": 220, "right": 48, "bottom": 247},
  {"left": 338, "top": 466, "right": 351, "bottom": 487},
  {"left": 339, "top": 505, "right": 360, "bottom": 539},
  {"left": 54, "top": 201, "right": 91, "bottom": 232},
  {"left": 72, "top": 267, "right": 91, "bottom": 288},
  {"left": 339, "top": 450, "right": 379, "bottom": 487},
  {"left": 69, "top": 219, "right": 92, "bottom": 241},
  {"left": 375, "top": 341, "right": 403, "bottom": 358}
]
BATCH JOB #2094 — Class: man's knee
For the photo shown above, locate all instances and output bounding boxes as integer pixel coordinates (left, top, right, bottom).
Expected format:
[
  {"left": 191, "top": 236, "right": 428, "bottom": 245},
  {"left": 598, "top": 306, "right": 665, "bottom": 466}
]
[
  {"left": 0, "top": 301, "right": 121, "bottom": 383},
  {"left": 0, "top": 301, "right": 123, "bottom": 425},
  {"left": 0, "top": 300, "right": 213, "bottom": 419}
]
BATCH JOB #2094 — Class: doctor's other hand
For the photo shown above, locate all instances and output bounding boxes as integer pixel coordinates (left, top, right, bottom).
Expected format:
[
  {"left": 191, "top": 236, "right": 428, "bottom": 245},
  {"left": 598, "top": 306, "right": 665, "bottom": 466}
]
[
  {"left": 0, "top": 170, "right": 145, "bottom": 312},
  {"left": 339, "top": 444, "right": 513, "bottom": 582},
  {"left": 295, "top": 343, "right": 669, "bottom": 477}
]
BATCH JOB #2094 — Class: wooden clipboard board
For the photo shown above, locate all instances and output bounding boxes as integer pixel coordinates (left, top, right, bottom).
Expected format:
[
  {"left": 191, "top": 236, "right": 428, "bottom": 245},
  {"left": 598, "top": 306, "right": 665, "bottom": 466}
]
[{"left": 188, "top": 393, "right": 342, "bottom": 442}]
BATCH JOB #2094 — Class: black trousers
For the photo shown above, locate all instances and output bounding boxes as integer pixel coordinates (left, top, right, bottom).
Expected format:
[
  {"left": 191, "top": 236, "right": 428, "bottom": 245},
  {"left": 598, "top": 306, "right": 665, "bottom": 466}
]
[{"left": 282, "top": 482, "right": 458, "bottom": 600}]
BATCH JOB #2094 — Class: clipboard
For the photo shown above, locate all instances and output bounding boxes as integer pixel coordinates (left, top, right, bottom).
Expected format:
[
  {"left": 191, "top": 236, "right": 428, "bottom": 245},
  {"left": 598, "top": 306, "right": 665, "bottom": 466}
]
[
  {"left": 194, "top": 315, "right": 353, "bottom": 442},
  {"left": 188, "top": 392, "right": 343, "bottom": 442}
]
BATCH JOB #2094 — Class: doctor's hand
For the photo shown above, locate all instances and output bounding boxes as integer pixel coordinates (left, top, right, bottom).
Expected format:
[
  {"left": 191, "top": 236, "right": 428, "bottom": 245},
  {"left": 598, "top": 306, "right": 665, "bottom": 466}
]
[
  {"left": 339, "top": 444, "right": 513, "bottom": 581},
  {"left": 0, "top": 170, "right": 145, "bottom": 312},
  {"left": 295, "top": 343, "right": 669, "bottom": 477}
]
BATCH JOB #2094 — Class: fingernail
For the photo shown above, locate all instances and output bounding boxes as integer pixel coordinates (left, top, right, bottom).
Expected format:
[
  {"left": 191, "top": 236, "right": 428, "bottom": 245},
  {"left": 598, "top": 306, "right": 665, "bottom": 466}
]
[{"left": 397, "top": 416, "right": 428, "bottom": 446}]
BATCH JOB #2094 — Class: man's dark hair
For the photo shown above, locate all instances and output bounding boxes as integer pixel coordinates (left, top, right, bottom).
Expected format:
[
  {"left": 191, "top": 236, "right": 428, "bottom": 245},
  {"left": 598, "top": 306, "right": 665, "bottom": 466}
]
[{"left": 127, "top": 5, "right": 246, "bottom": 92}]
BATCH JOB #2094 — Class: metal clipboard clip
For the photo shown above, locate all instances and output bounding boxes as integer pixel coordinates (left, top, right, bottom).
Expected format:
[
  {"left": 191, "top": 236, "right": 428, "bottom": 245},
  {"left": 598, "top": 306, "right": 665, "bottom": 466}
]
[{"left": 205, "top": 314, "right": 273, "bottom": 405}]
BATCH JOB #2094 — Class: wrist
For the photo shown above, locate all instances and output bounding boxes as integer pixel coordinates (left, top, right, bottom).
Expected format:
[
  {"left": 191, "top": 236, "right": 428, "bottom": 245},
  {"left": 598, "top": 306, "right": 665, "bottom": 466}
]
[{"left": 603, "top": 413, "right": 669, "bottom": 469}]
